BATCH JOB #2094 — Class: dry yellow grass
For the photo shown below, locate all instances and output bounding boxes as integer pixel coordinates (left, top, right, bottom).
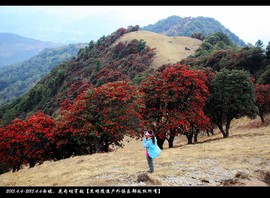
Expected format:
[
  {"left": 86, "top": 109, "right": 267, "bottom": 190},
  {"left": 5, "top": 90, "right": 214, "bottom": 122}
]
[
  {"left": 0, "top": 115, "right": 269, "bottom": 186},
  {"left": 112, "top": 30, "right": 202, "bottom": 68}
]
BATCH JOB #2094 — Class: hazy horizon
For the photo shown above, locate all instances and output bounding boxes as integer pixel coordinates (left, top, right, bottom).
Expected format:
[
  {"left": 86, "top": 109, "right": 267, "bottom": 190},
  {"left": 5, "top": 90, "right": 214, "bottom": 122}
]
[{"left": 0, "top": 6, "right": 270, "bottom": 46}]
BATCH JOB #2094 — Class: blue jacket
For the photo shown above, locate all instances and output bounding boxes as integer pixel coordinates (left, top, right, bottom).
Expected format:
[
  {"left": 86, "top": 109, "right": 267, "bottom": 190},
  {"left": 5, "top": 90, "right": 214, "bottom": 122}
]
[{"left": 142, "top": 137, "right": 161, "bottom": 159}]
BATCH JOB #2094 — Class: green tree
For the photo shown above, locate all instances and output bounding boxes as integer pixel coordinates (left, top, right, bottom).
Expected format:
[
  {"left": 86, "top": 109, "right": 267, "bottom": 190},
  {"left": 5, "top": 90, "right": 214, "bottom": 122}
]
[
  {"left": 191, "top": 32, "right": 205, "bottom": 41},
  {"left": 255, "top": 39, "right": 264, "bottom": 49},
  {"left": 194, "top": 32, "right": 236, "bottom": 57},
  {"left": 257, "top": 65, "right": 270, "bottom": 84},
  {"left": 206, "top": 69, "right": 257, "bottom": 138},
  {"left": 265, "top": 41, "right": 270, "bottom": 59}
]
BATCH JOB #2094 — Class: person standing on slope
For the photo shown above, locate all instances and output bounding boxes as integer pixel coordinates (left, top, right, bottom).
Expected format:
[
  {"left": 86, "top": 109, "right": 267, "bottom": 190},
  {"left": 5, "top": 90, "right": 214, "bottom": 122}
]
[{"left": 142, "top": 129, "right": 161, "bottom": 173}]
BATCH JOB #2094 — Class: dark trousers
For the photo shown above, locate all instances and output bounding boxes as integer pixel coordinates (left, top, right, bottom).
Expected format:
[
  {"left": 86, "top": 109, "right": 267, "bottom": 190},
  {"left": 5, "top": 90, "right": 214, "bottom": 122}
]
[{"left": 146, "top": 155, "right": 154, "bottom": 173}]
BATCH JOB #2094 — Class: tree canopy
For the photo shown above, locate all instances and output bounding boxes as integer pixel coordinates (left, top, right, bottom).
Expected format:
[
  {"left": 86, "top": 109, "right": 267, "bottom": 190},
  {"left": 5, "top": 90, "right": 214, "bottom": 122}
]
[
  {"left": 140, "top": 64, "right": 210, "bottom": 148},
  {"left": 205, "top": 69, "right": 257, "bottom": 138}
]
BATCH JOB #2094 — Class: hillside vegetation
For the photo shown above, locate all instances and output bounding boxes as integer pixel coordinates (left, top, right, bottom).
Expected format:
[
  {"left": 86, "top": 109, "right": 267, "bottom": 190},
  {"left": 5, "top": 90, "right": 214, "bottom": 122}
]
[
  {"left": 0, "top": 43, "right": 86, "bottom": 105},
  {"left": 0, "top": 115, "right": 269, "bottom": 186},
  {"left": 0, "top": 28, "right": 201, "bottom": 125},
  {"left": 141, "top": 15, "right": 246, "bottom": 47}
]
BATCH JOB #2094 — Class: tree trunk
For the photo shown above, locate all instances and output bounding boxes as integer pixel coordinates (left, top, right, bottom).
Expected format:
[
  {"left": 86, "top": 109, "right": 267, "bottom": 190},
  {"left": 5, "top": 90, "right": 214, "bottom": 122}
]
[
  {"left": 223, "top": 130, "right": 229, "bottom": 138},
  {"left": 94, "top": 141, "right": 100, "bottom": 153},
  {"left": 168, "top": 128, "right": 176, "bottom": 148},
  {"left": 206, "top": 127, "right": 214, "bottom": 136},
  {"left": 224, "top": 119, "right": 231, "bottom": 138},
  {"left": 12, "top": 162, "right": 22, "bottom": 172},
  {"left": 193, "top": 129, "right": 199, "bottom": 143},
  {"left": 168, "top": 135, "right": 175, "bottom": 148},
  {"left": 89, "top": 145, "right": 93, "bottom": 154},
  {"left": 259, "top": 114, "right": 265, "bottom": 123},
  {"left": 103, "top": 139, "right": 109, "bottom": 152},
  {"left": 29, "top": 159, "right": 36, "bottom": 168},
  {"left": 185, "top": 132, "right": 193, "bottom": 144},
  {"left": 156, "top": 136, "right": 165, "bottom": 150},
  {"left": 210, "top": 128, "right": 214, "bottom": 135},
  {"left": 217, "top": 123, "right": 227, "bottom": 138}
]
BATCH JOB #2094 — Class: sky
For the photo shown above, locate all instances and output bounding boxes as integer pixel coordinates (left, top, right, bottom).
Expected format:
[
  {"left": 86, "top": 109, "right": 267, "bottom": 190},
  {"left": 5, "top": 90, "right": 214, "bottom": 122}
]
[{"left": 1, "top": 5, "right": 270, "bottom": 46}]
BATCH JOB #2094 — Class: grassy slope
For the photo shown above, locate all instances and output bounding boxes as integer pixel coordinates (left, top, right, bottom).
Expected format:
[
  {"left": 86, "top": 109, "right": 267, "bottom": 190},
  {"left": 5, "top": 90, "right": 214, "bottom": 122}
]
[
  {"left": 0, "top": 115, "right": 269, "bottom": 186},
  {"left": 112, "top": 30, "right": 202, "bottom": 68}
]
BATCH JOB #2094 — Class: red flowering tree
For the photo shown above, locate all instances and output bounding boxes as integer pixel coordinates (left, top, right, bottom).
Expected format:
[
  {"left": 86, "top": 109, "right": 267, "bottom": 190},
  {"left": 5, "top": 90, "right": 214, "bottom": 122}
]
[
  {"left": 255, "top": 83, "right": 270, "bottom": 123},
  {"left": 95, "top": 68, "right": 128, "bottom": 87},
  {"left": 0, "top": 118, "right": 28, "bottom": 172},
  {"left": 140, "top": 64, "right": 211, "bottom": 148},
  {"left": 0, "top": 121, "right": 10, "bottom": 173},
  {"left": 0, "top": 112, "right": 56, "bottom": 172},
  {"left": 56, "top": 80, "right": 144, "bottom": 157},
  {"left": 23, "top": 112, "right": 56, "bottom": 167}
]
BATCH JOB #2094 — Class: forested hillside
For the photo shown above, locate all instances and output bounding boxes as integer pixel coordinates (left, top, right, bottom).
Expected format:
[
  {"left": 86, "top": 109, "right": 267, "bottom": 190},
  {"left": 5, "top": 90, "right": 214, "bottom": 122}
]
[
  {"left": 0, "top": 43, "right": 86, "bottom": 106},
  {"left": 0, "top": 26, "right": 203, "bottom": 126},
  {"left": 1, "top": 25, "right": 270, "bottom": 176},
  {"left": 0, "top": 33, "right": 63, "bottom": 67},
  {"left": 141, "top": 15, "right": 246, "bottom": 47},
  {"left": 0, "top": 26, "right": 153, "bottom": 125},
  {"left": 180, "top": 35, "right": 270, "bottom": 82}
]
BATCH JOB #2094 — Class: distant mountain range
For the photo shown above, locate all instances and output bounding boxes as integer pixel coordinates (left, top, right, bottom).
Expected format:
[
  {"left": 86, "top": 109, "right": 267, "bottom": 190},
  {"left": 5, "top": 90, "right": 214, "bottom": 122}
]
[
  {"left": 0, "top": 33, "right": 64, "bottom": 67},
  {"left": 1, "top": 8, "right": 248, "bottom": 46},
  {"left": 141, "top": 15, "right": 246, "bottom": 47},
  {"left": 0, "top": 8, "right": 118, "bottom": 44}
]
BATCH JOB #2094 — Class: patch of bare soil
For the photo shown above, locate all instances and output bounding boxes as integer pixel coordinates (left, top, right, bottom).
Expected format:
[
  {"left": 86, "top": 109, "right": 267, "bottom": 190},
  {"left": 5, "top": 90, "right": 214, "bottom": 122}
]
[{"left": 220, "top": 170, "right": 270, "bottom": 186}]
